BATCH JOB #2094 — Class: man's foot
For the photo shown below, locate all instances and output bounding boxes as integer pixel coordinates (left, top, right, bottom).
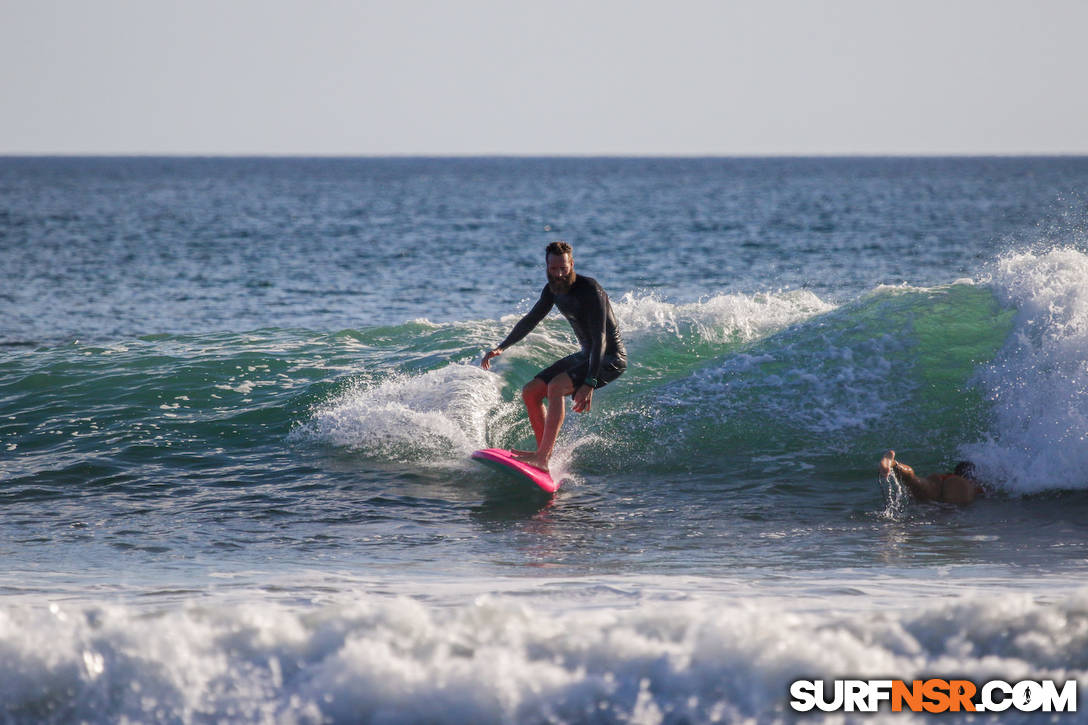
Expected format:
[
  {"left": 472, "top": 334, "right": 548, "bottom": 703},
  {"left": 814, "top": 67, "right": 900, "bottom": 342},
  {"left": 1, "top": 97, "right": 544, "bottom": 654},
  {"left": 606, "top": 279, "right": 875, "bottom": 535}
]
[
  {"left": 519, "top": 454, "right": 550, "bottom": 472},
  {"left": 879, "top": 450, "right": 896, "bottom": 478},
  {"left": 510, "top": 449, "right": 536, "bottom": 460}
]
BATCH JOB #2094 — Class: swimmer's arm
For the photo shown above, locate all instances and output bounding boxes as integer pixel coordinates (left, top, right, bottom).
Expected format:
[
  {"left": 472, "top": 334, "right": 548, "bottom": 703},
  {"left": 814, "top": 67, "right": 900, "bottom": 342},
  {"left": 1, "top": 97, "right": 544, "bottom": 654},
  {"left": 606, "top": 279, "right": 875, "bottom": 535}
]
[{"left": 883, "top": 457, "right": 939, "bottom": 501}]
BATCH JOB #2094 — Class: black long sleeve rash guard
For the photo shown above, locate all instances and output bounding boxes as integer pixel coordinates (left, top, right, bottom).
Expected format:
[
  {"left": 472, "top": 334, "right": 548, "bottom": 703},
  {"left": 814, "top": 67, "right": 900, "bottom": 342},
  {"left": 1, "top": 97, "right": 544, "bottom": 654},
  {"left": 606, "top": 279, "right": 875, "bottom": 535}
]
[{"left": 497, "top": 275, "right": 626, "bottom": 381}]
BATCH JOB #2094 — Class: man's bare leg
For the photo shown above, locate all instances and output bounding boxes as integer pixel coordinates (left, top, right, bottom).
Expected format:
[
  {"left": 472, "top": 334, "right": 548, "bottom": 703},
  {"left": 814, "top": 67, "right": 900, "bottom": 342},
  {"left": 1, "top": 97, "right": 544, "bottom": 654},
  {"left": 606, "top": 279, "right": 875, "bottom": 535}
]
[
  {"left": 519, "top": 374, "right": 574, "bottom": 471},
  {"left": 512, "top": 378, "right": 548, "bottom": 456}
]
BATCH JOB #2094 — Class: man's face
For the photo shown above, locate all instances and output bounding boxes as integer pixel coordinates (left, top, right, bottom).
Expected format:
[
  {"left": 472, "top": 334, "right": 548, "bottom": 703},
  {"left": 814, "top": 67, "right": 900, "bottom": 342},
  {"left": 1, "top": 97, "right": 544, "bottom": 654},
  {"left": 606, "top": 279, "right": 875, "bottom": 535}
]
[{"left": 547, "top": 252, "right": 575, "bottom": 294}]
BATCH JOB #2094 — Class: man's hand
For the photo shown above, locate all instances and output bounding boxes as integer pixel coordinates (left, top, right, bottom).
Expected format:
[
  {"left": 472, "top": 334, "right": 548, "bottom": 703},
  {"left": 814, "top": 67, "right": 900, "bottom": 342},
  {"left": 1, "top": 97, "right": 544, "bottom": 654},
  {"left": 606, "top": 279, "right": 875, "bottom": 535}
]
[
  {"left": 572, "top": 384, "right": 594, "bottom": 413},
  {"left": 481, "top": 348, "right": 502, "bottom": 370},
  {"left": 879, "top": 449, "right": 896, "bottom": 477}
]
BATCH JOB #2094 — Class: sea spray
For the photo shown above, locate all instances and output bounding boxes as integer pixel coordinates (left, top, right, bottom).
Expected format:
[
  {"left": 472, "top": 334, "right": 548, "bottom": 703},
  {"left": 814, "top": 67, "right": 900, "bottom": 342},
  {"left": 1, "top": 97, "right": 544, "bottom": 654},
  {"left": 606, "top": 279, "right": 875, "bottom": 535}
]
[
  {"left": 878, "top": 471, "right": 910, "bottom": 520},
  {"left": 292, "top": 365, "right": 510, "bottom": 463},
  {"left": 961, "top": 248, "right": 1088, "bottom": 493}
]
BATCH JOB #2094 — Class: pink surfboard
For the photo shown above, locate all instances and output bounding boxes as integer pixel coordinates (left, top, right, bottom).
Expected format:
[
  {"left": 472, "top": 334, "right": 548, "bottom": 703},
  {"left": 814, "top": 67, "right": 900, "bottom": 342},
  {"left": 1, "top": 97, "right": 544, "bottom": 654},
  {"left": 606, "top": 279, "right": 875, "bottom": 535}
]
[{"left": 471, "top": 448, "right": 559, "bottom": 493}]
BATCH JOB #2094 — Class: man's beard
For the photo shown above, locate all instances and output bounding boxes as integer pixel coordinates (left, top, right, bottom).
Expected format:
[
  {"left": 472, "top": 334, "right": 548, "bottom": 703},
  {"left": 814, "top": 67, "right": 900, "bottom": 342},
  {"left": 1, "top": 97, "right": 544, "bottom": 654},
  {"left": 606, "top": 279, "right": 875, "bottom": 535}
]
[{"left": 548, "top": 271, "right": 575, "bottom": 294}]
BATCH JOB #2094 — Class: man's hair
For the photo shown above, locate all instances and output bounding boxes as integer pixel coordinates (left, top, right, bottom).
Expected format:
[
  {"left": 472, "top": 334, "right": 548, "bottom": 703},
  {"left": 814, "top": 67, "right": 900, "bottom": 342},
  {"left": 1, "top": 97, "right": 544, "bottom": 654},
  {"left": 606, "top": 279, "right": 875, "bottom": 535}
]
[
  {"left": 545, "top": 241, "right": 573, "bottom": 260},
  {"left": 954, "top": 461, "right": 976, "bottom": 479}
]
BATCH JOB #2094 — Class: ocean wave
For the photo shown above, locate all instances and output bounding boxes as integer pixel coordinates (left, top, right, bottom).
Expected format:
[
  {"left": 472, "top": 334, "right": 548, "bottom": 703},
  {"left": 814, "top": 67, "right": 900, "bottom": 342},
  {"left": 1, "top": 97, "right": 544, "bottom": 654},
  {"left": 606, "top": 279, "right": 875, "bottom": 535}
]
[
  {"left": 287, "top": 280, "right": 1035, "bottom": 487},
  {"left": 2, "top": 589, "right": 1084, "bottom": 724},
  {"left": 5, "top": 259, "right": 1086, "bottom": 495}
]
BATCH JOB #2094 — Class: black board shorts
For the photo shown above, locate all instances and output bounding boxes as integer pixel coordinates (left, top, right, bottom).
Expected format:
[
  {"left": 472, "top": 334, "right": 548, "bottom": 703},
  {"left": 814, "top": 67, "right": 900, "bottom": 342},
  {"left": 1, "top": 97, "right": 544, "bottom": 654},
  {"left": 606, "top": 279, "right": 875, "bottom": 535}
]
[{"left": 534, "top": 352, "right": 626, "bottom": 392}]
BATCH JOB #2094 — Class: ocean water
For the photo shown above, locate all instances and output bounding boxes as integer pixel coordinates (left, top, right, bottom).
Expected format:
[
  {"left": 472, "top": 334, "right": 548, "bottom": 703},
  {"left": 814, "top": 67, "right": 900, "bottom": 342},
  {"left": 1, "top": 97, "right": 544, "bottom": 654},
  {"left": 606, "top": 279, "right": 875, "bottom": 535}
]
[{"left": 2, "top": 157, "right": 1088, "bottom": 723}]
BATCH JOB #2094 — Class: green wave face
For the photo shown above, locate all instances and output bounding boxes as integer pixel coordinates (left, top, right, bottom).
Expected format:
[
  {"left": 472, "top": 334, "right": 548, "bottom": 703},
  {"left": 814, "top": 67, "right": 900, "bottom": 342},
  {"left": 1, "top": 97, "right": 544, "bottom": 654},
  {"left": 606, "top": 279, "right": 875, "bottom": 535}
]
[{"left": 581, "top": 284, "right": 1014, "bottom": 481}]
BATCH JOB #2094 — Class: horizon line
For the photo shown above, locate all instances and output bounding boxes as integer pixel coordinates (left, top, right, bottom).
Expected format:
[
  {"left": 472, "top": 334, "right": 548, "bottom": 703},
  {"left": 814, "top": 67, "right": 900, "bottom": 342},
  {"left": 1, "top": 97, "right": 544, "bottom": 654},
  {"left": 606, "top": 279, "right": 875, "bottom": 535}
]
[{"left": 3, "top": 151, "right": 1088, "bottom": 160}]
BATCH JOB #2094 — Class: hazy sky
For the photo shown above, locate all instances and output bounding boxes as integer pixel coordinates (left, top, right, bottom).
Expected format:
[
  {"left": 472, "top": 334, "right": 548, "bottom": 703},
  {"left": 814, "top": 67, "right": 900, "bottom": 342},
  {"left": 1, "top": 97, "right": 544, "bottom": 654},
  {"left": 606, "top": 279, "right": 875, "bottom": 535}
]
[{"left": 3, "top": 0, "right": 1086, "bottom": 155}]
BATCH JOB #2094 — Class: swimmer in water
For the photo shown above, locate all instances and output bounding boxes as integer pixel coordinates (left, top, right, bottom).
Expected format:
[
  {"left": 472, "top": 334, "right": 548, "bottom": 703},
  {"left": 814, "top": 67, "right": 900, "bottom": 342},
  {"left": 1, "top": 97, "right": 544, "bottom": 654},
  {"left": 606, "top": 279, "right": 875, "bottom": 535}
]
[
  {"left": 879, "top": 450, "right": 984, "bottom": 504},
  {"left": 481, "top": 242, "right": 626, "bottom": 472}
]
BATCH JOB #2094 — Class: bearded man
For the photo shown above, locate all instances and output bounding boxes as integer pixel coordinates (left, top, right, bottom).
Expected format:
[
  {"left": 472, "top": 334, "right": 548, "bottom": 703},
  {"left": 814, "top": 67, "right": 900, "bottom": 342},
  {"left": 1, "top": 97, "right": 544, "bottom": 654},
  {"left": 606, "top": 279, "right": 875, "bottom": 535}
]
[{"left": 481, "top": 241, "right": 627, "bottom": 472}]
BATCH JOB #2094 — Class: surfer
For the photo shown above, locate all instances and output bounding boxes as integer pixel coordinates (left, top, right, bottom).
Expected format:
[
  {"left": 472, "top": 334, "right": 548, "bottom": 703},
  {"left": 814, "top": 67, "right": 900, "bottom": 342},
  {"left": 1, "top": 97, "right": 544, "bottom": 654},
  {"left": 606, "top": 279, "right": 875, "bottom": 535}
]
[
  {"left": 481, "top": 241, "right": 626, "bottom": 472},
  {"left": 879, "top": 450, "right": 984, "bottom": 504}
]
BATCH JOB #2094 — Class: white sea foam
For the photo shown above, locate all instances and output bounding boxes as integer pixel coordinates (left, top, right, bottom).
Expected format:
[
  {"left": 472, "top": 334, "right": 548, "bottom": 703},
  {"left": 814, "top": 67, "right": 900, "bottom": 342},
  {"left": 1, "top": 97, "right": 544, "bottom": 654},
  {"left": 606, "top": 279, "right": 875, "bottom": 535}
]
[
  {"left": 2, "top": 588, "right": 1085, "bottom": 724},
  {"left": 961, "top": 248, "right": 1088, "bottom": 492},
  {"left": 291, "top": 365, "right": 511, "bottom": 462},
  {"left": 612, "top": 289, "right": 835, "bottom": 344}
]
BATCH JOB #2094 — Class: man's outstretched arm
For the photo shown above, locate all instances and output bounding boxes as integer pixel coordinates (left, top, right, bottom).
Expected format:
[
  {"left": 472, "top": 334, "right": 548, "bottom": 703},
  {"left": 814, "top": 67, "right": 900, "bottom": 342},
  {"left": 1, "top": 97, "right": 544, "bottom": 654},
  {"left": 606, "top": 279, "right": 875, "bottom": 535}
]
[
  {"left": 482, "top": 287, "right": 553, "bottom": 369},
  {"left": 880, "top": 450, "right": 936, "bottom": 500}
]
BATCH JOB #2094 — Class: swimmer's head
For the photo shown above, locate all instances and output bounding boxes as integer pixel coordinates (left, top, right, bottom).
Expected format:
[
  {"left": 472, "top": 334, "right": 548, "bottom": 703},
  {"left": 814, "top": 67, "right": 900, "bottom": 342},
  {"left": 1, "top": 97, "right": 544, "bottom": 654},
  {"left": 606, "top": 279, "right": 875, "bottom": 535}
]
[
  {"left": 545, "top": 241, "right": 575, "bottom": 294},
  {"left": 954, "top": 461, "right": 977, "bottom": 479}
]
